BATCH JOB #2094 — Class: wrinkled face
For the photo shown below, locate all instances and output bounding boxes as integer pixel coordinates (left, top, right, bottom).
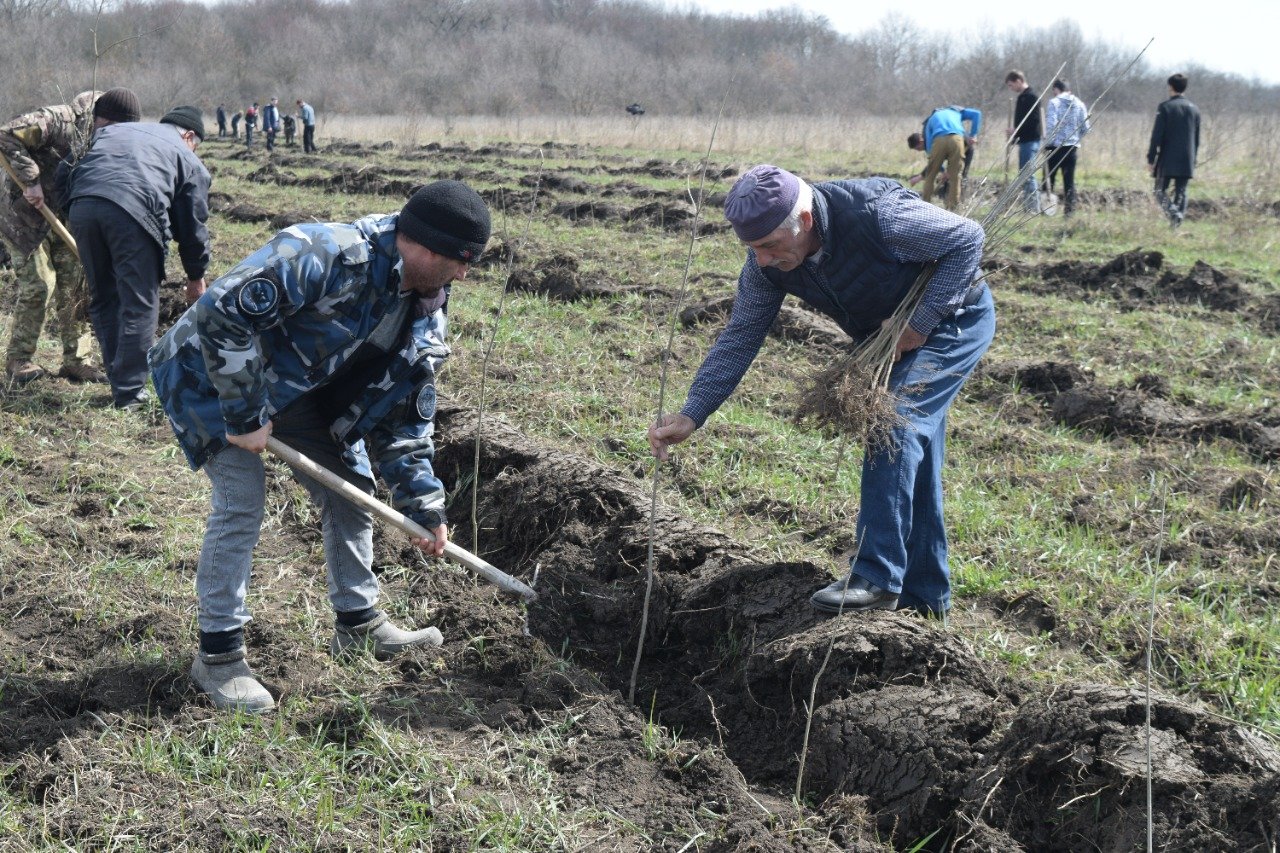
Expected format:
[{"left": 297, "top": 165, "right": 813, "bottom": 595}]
[
  {"left": 746, "top": 212, "right": 814, "bottom": 272},
  {"left": 396, "top": 234, "right": 470, "bottom": 297}
]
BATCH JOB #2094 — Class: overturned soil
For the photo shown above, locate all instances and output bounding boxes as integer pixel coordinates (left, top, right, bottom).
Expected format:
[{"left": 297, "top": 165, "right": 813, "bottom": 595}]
[
  {"left": 976, "top": 358, "right": 1280, "bottom": 461},
  {"left": 506, "top": 252, "right": 664, "bottom": 301},
  {"left": 428, "top": 404, "right": 1280, "bottom": 851},
  {"left": 1003, "top": 249, "right": 1275, "bottom": 329},
  {"left": 682, "top": 294, "right": 850, "bottom": 348}
]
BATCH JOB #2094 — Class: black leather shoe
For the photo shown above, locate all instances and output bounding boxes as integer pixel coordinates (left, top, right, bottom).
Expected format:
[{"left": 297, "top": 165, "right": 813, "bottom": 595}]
[{"left": 810, "top": 574, "right": 899, "bottom": 614}]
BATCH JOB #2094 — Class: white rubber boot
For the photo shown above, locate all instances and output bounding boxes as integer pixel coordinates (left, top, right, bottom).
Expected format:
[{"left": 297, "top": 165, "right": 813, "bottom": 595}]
[
  {"left": 190, "top": 649, "right": 275, "bottom": 713},
  {"left": 331, "top": 612, "right": 443, "bottom": 660}
]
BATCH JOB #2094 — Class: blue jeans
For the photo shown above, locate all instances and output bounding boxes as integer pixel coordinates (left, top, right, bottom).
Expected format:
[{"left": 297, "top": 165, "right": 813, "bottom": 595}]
[
  {"left": 849, "top": 287, "right": 996, "bottom": 614},
  {"left": 196, "top": 398, "right": 381, "bottom": 634},
  {"left": 1018, "top": 140, "right": 1041, "bottom": 212}
]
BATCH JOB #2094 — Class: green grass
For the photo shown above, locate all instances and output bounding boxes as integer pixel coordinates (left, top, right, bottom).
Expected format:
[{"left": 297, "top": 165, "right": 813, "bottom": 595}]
[{"left": 1, "top": 124, "right": 1277, "bottom": 849}]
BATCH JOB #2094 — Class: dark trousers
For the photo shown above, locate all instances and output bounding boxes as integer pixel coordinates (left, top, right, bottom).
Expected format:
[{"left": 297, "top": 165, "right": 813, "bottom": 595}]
[
  {"left": 1045, "top": 145, "right": 1079, "bottom": 214},
  {"left": 245, "top": 125, "right": 254, "bottom": 147},
  {"left": 217, "top": 119, "right": 227, "bottom": 137},
  {"left": 265, "top": 129, "right": 276, "bottom": 151},
  {"left": 303, "top": 125, "right": 316, "bottom": 153},
  {"left": 69, "top": 197, "right": 164, "bottom": 406},
  {"left": 1155, "top": 175, "right": 1190, "bottom": 224}
]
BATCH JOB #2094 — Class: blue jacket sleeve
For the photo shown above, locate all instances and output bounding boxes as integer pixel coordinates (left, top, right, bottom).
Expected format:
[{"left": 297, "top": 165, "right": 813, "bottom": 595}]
[{"left": 366, "top": 386, "right": 448, "bottom": 530}]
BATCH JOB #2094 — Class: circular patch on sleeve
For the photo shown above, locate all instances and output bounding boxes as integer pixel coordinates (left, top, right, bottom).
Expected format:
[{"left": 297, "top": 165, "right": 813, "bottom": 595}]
[
  {"left": 237, "top": 277, "right": 280, "bottom": 318},
  {"left": 415, "top": 384, "right": 437, "bottom": 421}
]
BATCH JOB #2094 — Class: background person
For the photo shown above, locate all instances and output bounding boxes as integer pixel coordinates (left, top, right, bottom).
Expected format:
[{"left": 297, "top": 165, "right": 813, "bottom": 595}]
[
  {"left": 149, "top": 181, "right": 490, "bottom": 714},
  {"left": 1147, "top": 72, "right": 1201, "bottom": 227},
  {"left": 63, "top": 106, "right": 211, "bottom": 409},
  {"left": 244, "top": 102, "right": 258, "bottom": 148},
  {"left": 1004, "top": 70, "right": 1043, "bottom": 213},
  {"left": 296, "top": 99, "right": 316, "bottom": 153},
  {"left": 0, "top": 88, "right": 140, "bottom": 385},
  {"left": 907, "top": 105, "right": 982, "bottom": 211},
  {"left": 648, "top": 165, "right": 995, "bottom": 617},
  {"left": 262, "top": 97, "right": 281, "bottom": 152},
  {"left": 1044, "top": 78, "right": 1090, "bottom": 217}
]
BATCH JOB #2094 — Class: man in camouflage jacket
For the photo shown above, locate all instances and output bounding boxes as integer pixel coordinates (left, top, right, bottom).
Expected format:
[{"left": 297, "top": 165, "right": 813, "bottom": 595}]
[
  {"left": 0, "top": 88, "right": 139, "bottom": 383},
  {"left": 149, "top": 180, "right": 490, "bottom": 713}
]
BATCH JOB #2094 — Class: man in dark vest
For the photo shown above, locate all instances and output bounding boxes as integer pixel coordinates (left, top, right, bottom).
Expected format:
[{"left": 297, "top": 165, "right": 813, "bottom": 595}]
[
  {"left": 1147, "top": 72, "right": 1201, "bottom": 228},
  {"left": 648, "top": 165, "right": 995, "bottom": 617}
]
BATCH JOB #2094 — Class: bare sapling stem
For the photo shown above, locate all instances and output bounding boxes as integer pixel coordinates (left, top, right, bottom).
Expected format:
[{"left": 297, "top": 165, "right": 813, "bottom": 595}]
[
  {"left": 628, "top": 85, "right": 732, "bottom": 705},
  {"left": 471, "top": 152, "right": 545, "bottom": 553},
  {"left": 1146, "top": 477, "right": 1170, "bottom": 853}
]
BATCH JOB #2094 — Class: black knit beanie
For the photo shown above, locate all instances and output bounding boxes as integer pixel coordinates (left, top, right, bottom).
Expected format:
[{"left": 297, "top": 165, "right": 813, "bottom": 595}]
[
  {"left": 397, "top": 181, "right": 490, "bottom": 262},
  {"left": 160, "top": 105, "right": 206, "bottom": 140},
  {"left": 93, "top": 88, "right": 141, "bottom": 123}
]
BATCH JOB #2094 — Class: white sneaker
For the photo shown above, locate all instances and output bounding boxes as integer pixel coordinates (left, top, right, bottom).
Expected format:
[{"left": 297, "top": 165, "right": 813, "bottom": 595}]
[
  {"left": 331, "top": 613, "right": 443, "bottom": 660},
  {"left": 190, "top": 650, "right": 275, "bottom": 713}
]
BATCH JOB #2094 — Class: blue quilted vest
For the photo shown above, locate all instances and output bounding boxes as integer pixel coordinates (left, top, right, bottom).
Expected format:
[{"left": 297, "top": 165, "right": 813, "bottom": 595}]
[{"left": 758, "top": 178, "right": 924, "bottom": 338}]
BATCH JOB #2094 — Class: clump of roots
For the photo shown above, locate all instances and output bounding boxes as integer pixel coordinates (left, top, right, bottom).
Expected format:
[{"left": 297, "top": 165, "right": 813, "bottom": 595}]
[{"left": 795, "top": 353, "right": 907, "bottom": 457}]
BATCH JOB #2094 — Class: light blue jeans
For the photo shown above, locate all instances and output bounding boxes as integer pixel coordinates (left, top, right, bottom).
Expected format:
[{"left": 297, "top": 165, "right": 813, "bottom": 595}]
[
  {"left": 196, "top": 400, "right": 380, "bottom": 634},
  {"left": 1018, "top": 140, "right": 1041, "bottom": 212},
  {"left": 849, "top": 287, "right": 996, "bottom": 614}
]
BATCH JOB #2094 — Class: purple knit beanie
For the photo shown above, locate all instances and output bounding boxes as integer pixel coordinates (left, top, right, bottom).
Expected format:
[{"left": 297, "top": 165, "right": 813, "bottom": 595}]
[{"left": 723, "top": 165, "right": 801, "bottom": 242}]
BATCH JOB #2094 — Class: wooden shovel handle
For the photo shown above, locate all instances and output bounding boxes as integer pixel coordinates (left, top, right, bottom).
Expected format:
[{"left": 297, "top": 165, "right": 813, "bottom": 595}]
[{"left": 265, "top": 436, "right": 537, "bottom": 602}]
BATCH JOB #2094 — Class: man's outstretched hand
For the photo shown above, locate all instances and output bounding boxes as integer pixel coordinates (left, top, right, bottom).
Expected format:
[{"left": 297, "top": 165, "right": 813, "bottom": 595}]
[{"left": 647, "top": 413, "right": 696, "bottom": 461}]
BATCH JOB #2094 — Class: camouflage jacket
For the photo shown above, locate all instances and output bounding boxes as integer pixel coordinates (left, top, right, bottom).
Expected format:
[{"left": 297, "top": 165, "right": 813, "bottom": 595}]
[
  {"left": 0, "top": 100, "right": 91, "bottom": 255},
  {"left": 149, "top": 213, "right": 451, "bottom": 529}
]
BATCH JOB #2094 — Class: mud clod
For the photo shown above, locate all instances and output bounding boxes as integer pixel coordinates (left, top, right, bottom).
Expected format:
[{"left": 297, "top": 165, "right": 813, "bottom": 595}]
[
  {"left": 682, "top": 295, "right": 848, "bottom": 348},
  {"left": 806, "top": 686, "right": 1001, "bottom": 840}
]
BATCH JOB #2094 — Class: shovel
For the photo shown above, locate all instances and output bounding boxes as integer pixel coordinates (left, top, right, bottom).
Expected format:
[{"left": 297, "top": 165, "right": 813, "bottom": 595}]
[{"left": 265, "top": 436, "right": 537, "bottom": 602}]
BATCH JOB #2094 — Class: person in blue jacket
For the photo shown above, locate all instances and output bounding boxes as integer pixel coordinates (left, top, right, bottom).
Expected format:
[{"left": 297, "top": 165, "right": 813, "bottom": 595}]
[
  {"left": 149, "top": 180, "right": 490, "bottom": 713},
  {"left": 907, "top": 105, "right": 982, "bottom": 210}
]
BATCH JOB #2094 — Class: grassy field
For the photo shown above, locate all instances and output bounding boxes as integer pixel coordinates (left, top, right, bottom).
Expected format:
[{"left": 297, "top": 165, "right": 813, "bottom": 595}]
[{"left": 0, "top": 115, "right": 1276, "bottom": 850}]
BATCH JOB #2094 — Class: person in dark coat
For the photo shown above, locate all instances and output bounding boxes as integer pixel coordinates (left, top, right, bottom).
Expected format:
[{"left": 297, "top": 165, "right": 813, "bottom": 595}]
[
  {"left": 62, "top": 106, "right": 211, "bottom": 409},
  {"left": 216, "top": 104, "right": 227, "bottom": 137},
  {"left": 230, "top": 110, "right": 242, "bottom": 138},
  {"left": 1147, "top": 73, "right": 1201, "bottom": 227}
]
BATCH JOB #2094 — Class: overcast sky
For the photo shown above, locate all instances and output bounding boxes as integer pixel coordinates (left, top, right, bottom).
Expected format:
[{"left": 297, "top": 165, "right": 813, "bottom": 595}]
[{"left": 677, "top": 0, "right": 1279, "bottom": 85}]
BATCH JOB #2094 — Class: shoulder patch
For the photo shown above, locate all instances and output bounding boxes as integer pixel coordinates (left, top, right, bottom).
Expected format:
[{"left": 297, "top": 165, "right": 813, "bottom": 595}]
[
  {"left": 415, "top": 384, "right": 437, "bottom": 421},
  {"left": 238, "top": 276, "right": 280, "bottom": 317}
]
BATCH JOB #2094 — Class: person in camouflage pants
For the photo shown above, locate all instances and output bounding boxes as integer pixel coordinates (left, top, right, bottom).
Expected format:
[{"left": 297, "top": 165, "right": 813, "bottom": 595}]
[
  {"left": 149, "top": 180, "right": 490, "bottom": 714},
  {"left": 0, "top": 88, "right": 140, "bottom": 383}
]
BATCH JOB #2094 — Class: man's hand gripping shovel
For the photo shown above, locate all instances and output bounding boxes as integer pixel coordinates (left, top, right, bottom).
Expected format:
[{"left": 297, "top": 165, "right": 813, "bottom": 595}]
[{"left": 265, "top": 436, "right": 537, "bottom": 603}]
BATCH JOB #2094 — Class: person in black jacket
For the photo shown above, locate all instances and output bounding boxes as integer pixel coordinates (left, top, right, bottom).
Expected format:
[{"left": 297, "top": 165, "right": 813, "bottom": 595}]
[
  {"left": 62, "top": 106, "right": 211, "bottom": 409},
  {"left": 1147, "top": 73, "right": 1201, "bottom": 227},
  {"left": 1004, "top": 70, "right": 1043, "bottom": 213}
]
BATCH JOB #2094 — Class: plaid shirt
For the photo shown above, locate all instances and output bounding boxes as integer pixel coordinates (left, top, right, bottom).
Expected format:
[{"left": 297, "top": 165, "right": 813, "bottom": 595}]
[
  {"left": 1046, "top": 92, "right": 1089, "bottom": 147},
  {"left": 681, "top": 186, "right": 983, "bottom": 426}
]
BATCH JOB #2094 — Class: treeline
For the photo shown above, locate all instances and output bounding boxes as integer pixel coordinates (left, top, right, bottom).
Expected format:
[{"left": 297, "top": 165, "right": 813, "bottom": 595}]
[{"left": 3, "top": 0, "right": 1277, "bottom": 122}]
